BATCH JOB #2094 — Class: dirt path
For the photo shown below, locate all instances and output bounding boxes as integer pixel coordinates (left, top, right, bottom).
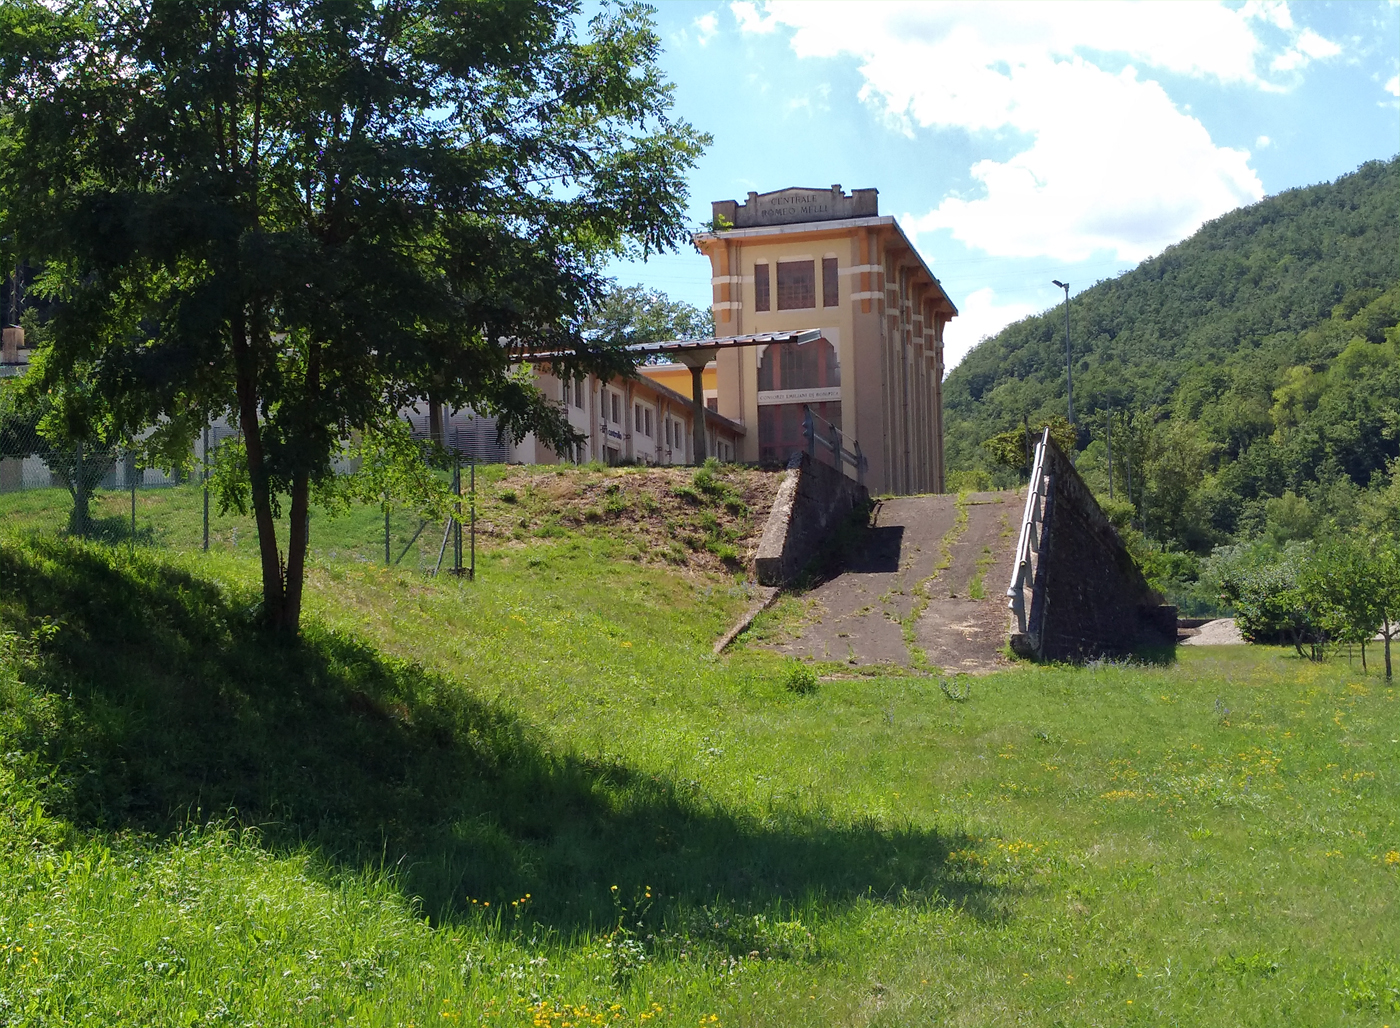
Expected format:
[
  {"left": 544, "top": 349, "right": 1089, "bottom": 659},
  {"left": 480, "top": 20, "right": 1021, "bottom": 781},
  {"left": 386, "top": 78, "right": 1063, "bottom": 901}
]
[{"left": 756, "top": 490, "right": 1020, "bottom": 674}]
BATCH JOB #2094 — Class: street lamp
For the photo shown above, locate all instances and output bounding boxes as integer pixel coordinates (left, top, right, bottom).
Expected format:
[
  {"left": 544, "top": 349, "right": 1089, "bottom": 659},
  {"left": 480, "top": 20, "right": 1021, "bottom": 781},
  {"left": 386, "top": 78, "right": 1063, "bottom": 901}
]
[{"left": 1051, "top": 279, "right": 1073, "bottom": 425}]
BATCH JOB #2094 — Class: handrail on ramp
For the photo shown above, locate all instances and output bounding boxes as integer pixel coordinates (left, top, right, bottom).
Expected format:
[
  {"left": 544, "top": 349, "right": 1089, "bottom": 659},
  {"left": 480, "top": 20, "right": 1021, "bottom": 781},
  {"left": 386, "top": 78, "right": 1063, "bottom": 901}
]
[{"left": 1007, "top": 427, "right": 1052, "bottom": 637}]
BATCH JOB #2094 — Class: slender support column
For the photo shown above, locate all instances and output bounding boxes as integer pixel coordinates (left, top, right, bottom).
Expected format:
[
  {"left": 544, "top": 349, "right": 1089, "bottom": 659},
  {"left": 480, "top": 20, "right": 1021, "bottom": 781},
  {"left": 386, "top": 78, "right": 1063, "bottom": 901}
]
[{"left": 689, "top": 364, "right": 706, "bottom": 463}]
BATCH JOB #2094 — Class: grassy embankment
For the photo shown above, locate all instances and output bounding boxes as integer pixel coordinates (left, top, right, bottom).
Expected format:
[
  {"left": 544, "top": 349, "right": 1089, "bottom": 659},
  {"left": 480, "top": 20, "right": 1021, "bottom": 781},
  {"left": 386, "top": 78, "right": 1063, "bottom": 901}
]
[{"left": 1, "top": 472, "right": 1398, "bottom": 1026}]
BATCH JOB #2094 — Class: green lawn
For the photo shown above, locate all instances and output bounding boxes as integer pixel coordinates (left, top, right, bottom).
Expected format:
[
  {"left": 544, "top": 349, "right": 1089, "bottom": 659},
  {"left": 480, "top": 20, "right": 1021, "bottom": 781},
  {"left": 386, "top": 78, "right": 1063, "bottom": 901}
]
[
  {"left": 0, "top": 484, "right": 1397, "bottom": 1026},
  {"left": 0, "top": 480, "right": 500, "bottom": 570}
]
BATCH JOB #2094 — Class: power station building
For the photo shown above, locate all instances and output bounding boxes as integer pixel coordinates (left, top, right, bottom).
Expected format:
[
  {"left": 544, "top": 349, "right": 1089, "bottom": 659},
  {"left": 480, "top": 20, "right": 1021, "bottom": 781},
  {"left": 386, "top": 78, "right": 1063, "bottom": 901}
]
[{"left": 514, "top": 185, "right": 957, "bottom": 496}]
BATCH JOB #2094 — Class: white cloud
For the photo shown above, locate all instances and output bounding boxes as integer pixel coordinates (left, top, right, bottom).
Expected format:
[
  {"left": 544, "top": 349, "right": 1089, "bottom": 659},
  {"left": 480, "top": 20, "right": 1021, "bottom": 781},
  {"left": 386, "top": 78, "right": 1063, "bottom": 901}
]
[
  {"left": 694, "top": 12, "right": 719, "bottom": 46},
  {"left": 735, "top": 1, "right": 1313, "bottom": 261},
  {"left": 1386, "top": 75, "right": 1400, "bottom": 97},
  {"left": 1241, "top": 0, "right": 1293, "bottom": 32},
  {"left": 1272, "top": 29, "right": 1342, "bottom": 72},
  {"left": 1256, "top": 134, "right": 1272, "bottom": 149},
  {"left": 941, "top": 287, "right": 1037, "bottom": 373},
  {"left": 730, "top": 1, "right": 777, "bottom": 35}
]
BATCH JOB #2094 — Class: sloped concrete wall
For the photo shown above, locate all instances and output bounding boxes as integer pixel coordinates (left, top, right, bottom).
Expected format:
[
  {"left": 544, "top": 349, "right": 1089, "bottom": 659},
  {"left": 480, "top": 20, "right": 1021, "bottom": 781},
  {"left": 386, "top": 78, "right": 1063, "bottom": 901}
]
[
  {"left": 755, "top": 453, "right": 869, "bottom": 587},
  {"left": 1025, "top": 439, "right": 1177, "bottom": 660}
]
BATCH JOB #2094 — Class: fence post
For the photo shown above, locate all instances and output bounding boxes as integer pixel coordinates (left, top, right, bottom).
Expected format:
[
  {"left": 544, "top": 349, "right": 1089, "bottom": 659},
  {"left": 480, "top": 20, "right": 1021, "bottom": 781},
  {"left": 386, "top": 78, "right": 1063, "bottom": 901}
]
[
  {"left": 802, "top": 405, "right": 815, "bottom": 460},
  {"left": 129, "top": 441, "right": 136, "bottom": 555},
  {"left": 202, "top": 423, "right": 210, "bottom": 552},
  {"left": 452, "top": 452, "right": 463, "bottom": 576},
  {"left": 469, "top": 457, "right": 476, "bottom": 581},
  {"left": 74, "top": 439, "right": 84, "bottom": 535},
  {"left": 384, "top": 504, "right": 391, "bottom": 565}
]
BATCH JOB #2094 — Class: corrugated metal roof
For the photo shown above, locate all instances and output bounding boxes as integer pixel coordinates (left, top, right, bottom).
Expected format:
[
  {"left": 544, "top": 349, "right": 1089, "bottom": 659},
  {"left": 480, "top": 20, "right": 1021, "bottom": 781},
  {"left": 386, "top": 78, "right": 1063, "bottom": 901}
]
[
  {"left": 514, "top": 328, "right": 823, "bottom": 362},
  {"left": 623, "top": 328, "right": 824, "bottom": 354}
]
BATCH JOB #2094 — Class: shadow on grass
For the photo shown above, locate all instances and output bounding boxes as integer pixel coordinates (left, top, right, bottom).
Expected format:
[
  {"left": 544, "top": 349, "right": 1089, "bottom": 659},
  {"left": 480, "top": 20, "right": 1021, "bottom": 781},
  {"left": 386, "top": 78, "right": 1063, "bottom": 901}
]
[
  {"left": 0, "top": 535, "right": 996, "bottom": 934},
  {"left": 83, "top": 513, "right": 159, "bottom": 547}
]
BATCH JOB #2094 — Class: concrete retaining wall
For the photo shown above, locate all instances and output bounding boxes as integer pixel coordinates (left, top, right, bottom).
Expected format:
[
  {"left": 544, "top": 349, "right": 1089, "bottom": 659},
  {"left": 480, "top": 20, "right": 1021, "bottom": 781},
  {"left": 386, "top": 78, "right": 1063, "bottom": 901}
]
[
  {"left": 1017, "top": 439, "right": 1177, "bottom": 660},
  {"left": 754, "top": 454, "right": 869, "bottom": 587}
]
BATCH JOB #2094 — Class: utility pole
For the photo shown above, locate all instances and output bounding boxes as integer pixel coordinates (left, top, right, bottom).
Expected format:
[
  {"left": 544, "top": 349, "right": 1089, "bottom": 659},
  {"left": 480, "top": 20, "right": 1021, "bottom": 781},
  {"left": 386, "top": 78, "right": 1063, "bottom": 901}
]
[{"left": 1052, "top": 280, "right": 1073, "bottom": 425}]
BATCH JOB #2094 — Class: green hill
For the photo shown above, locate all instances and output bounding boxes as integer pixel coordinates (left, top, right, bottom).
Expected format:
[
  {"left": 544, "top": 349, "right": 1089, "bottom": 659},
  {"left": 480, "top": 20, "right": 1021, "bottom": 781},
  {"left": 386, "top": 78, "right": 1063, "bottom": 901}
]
[{"left": 943, "top": 157, "right": 1400, "bottom": 565}]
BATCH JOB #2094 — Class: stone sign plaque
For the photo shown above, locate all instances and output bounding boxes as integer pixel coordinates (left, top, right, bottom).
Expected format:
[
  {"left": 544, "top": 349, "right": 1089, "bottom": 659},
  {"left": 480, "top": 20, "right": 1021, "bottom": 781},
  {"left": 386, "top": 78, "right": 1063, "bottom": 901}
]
[
  {"left": 713, "top": 185, "right": 879, "bottom": 230},
  {"left": 755, "top": 387, "right": 843, "bottom": 407},
  {"left": 754, "top": 190, "right": 834, "bottom": 224}
]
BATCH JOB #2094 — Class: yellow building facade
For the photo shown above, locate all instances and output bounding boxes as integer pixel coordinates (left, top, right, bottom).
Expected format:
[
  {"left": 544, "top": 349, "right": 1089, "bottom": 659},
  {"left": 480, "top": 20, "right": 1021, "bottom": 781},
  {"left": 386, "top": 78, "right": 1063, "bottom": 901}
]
[{"left": 695, "top": 185, "right": 956, "bottom": 495}]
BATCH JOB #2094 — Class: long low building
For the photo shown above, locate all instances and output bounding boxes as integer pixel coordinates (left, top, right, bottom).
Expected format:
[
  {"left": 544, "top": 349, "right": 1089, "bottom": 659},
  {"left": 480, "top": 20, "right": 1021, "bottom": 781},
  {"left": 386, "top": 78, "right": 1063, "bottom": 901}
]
[{"left": 508, "top": 363, "right": 745, "bottom": 466}]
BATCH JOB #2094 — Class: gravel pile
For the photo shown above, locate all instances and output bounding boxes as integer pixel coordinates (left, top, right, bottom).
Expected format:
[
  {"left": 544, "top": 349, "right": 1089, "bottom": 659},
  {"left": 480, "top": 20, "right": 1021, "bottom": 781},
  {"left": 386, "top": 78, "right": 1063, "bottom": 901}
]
[{"left": 1182, "top": 618, "right": 1244, "bottom": 645}]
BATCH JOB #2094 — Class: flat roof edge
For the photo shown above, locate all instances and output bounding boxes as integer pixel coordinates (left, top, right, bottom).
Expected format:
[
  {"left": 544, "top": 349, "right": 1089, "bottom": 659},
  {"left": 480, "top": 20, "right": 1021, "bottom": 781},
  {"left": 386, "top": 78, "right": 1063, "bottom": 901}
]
[
  {"left": 693, "top": 215, "right": 895, "bottom": 242},
  {"left": 694, "top": 219, "right": 957, "bottom": 318}
]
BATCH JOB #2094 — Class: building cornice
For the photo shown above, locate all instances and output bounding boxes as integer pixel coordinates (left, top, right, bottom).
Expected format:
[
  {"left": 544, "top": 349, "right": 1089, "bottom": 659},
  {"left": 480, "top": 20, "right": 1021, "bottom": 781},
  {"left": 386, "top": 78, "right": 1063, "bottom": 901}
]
[{"left": 694, "top": 217, "right": 957, "bottom": 318}]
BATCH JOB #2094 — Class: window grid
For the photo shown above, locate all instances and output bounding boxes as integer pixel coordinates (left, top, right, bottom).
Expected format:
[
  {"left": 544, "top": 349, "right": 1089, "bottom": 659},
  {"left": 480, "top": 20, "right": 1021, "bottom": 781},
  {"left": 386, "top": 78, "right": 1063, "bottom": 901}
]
[
  {"left": 822, "top": 257, "right": 838, "bottom": 307},
  {"left": 777, "top": 260, "right": 815, "bottom": 310},
  {"left": 753, "top": 263, "right": 770, "bottom": 311}
]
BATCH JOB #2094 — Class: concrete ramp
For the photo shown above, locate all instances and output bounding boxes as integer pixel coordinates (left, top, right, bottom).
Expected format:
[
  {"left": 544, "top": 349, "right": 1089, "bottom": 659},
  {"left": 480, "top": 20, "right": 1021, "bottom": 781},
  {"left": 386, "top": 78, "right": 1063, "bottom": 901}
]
[
  {"left": 747, "top": 430, "right": 1178, "bottom": 670},
  {"left": 756, "top": 491, "right": 1020, "bottom": 673}
]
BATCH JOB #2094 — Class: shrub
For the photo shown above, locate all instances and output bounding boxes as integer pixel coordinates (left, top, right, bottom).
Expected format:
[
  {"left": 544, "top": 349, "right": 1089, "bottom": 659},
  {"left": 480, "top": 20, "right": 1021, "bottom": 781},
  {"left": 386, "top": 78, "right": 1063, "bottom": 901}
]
[
  {"left": 946, "top": 469, "right": 992, "bottom": 492},
  {"left": 1211, "top": 543, "right": 1324, "bottom": 658},
  {"left": 784, "top": 663, "right": 818, "bottom": 696}
]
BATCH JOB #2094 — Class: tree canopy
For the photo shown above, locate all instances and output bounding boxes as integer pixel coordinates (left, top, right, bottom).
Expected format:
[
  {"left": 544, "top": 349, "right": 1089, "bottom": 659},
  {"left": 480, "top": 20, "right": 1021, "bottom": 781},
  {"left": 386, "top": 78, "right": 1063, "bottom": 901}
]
[
  {"left": 583, "top": 283, "right": 713, "bottom": 357},
  {"left": 0, "top": 0, "right": 708, "bottom": 630}
]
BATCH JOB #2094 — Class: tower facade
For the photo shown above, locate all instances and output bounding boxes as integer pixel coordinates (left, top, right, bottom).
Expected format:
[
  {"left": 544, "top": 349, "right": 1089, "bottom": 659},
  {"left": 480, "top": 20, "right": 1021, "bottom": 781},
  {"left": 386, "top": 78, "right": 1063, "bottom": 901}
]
[{"left": 694, "top": 185, "right": 956, "bottom": 495}]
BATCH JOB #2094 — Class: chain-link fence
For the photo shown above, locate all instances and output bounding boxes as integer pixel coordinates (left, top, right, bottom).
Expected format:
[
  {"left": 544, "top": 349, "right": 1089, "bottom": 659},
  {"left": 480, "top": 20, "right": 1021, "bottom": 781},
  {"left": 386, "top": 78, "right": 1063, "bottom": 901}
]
[{"left": 0, "top": 408, "right": 506, "bottom": 574}]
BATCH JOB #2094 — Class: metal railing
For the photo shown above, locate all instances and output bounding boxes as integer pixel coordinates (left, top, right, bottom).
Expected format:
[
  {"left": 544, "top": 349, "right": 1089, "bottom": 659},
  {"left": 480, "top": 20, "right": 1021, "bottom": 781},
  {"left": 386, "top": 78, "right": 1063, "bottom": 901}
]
[
  {"left": 1007, "top": 427, "right": 1052, "bottom": 637},
  {"left": 801, "top": 404, "right": 868, "bottom": 486}
]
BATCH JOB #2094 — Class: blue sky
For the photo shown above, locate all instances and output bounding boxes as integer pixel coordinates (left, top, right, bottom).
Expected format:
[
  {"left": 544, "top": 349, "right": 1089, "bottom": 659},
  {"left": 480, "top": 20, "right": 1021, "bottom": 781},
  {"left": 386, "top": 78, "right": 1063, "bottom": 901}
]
[{"left": 603, "top": 0, "right": 1400, "bottom": 373}]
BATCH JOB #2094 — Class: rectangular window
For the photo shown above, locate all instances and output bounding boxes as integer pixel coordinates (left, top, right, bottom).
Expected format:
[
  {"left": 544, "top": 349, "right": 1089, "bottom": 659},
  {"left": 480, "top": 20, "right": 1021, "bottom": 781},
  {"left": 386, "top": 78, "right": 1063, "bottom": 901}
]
[
  {"left": 634, "top": 403, "right": 641, "bottom": 432},
  {"left": 644, "top": 408, "right": 653, "bottom": 437},
  {"left": 561, "top": 378, "right": 570, "bottom": 405},
  {"left": 574, "top": 379, "right": 586, "bottom": 409},
  {"left": 822, "top": 257, "right": 838, "bottom": 307},
  {"left": 706, "top": 397, "right": 718, "bottom": 412},
  {"left": 777, "top": 260, "right": 815, "bottom": 310},
  {"left": 753, "top": 263, "right": 770, "bottom": 311},
  {"left": 611, "top": 394, "right": 620, "bottom": 424}
]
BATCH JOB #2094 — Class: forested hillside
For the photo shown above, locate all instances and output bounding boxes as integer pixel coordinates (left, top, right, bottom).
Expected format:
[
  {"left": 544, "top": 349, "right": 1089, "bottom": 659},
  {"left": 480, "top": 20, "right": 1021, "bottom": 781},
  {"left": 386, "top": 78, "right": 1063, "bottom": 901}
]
[{"left": 943, "top": 158, "right": 1399, "bottom": 605}]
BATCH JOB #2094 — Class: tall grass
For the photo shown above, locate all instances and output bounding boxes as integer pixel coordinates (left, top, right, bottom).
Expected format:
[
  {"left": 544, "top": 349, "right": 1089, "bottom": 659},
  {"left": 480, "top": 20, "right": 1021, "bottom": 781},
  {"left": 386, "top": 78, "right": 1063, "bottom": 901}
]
[{"left": 0, "top": 487, "right": 1397, "bottom": 1025}]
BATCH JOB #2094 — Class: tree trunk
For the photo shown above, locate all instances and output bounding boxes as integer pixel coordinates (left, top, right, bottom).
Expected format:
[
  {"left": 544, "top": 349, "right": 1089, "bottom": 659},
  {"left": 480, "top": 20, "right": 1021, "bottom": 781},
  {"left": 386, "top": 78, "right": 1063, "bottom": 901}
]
[
  {"left": 67, "top": 439, "right": 88, "bottom": 535},
  {"left": 278, "top": 342, "right": 321, "bottom": 634},
  {"left": 231, "top": 309, "right": 289, "bottom": 631},
  {"left": 429, "top": 396, "right": 443, "bottom": 448},
  {"left": 1385, "top": 621, "right": 1393, "bottom": 681},
  {"left": 283, "top": 470, "right": 309, "bottom": 632},
  {"left": 1360, "top": 639, "right": 1367, "bottom": 673}
]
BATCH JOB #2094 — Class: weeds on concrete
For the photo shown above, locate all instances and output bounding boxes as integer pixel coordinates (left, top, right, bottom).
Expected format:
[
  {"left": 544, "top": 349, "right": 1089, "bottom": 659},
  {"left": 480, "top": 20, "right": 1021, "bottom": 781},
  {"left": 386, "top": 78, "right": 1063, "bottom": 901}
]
[{"left": 902, "top": 491, "right": 970, "bottom": 672}]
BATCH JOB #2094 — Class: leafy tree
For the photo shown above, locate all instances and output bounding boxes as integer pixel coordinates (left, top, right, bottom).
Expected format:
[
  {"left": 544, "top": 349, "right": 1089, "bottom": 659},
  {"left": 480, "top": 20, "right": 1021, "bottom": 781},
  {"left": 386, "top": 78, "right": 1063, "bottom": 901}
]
[
  {"left": 1215, "top": 545, "right": 1324, "bottom": 659},
  {"left": 1360, "top": 458, "right": 1400, "bottom": 539},
  {"left": 585, "top": 284, "right": 713, "bottom": 358},
  {"left": 1299, "top": 539, "right": 1383, "bottom": 672},
  {"left": 0, "top": 366, "right": 121, "bottom": 535},
  {"left": 984, "top": 415, "right": 1073, "bottom": 474},
  {"left": 0, "top": 1, "right": 707, "bottom": 631}
]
